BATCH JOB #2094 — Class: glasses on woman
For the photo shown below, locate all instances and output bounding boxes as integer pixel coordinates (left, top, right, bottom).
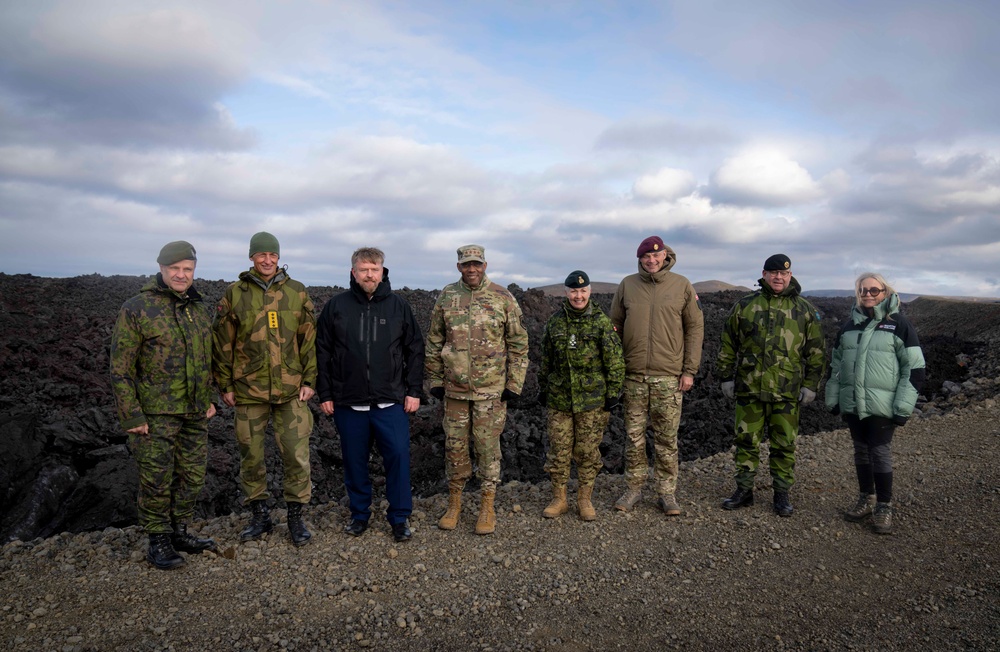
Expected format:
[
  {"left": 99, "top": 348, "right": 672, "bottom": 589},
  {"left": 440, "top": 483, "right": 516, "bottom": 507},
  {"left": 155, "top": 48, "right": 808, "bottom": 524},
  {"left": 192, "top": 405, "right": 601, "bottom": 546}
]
[{"left": 860, "top": 287, "right": 884, "bottom": 297}]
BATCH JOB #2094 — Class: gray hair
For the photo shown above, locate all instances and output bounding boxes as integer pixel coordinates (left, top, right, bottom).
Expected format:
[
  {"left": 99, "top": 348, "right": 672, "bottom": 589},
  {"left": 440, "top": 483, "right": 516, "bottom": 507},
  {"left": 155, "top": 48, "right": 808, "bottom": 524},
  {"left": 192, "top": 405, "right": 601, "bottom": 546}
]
[{"left": 351, "top": 247, "right": 385, "bottom": 268}]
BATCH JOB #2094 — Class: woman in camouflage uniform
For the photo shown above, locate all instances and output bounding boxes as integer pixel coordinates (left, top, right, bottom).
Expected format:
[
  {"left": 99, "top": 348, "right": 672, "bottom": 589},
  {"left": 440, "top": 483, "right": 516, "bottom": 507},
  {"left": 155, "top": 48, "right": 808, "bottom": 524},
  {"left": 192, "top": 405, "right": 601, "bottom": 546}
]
[{"left": 538, "top": 271, "right": 625, "bottom": 521}]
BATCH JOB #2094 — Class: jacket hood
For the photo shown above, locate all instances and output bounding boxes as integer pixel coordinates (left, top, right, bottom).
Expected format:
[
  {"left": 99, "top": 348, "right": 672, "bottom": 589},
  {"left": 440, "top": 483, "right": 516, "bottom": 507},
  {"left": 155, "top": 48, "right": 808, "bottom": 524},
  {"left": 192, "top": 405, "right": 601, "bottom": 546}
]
[
  {"left": 349, "top": 266, "right": 393, "bottom": 301},
  {"left": 758, "top": 275, "right": 802, "bottom": 299},
  {"left": 143, "top": 273, "right": 203, "bottom": 302},
  {"left": 636, "top": 245, "right": 677, "bottom": 281},
  {"left": 852, "top": 291, "right": 900, "bottom": 323}
]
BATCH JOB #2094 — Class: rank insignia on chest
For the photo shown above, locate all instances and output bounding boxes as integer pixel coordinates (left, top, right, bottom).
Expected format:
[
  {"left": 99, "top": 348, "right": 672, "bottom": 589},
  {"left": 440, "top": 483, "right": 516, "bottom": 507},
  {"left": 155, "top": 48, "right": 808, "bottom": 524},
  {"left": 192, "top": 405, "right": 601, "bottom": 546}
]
[
  {"left": 568, "top": 334, "right": 577, "bottom": 349},
  {"left": 268, "top": 311, "right": 279, "bottom": 329}
]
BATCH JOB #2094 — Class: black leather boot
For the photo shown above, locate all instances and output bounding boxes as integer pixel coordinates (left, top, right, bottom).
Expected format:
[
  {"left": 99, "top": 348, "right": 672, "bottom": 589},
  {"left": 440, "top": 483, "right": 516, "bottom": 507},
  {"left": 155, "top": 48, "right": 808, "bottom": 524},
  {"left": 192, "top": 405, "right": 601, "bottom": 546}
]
[
  {"left": 286, "top": 502, "right": 312, "bottom": 547},
  {"left": 171, "top": 523, "right": 216, "bottom": 554},
  {"left": 722, "top": 487, "right": 754, "bottom": 510},
  {"left": 147, "top": 534, "right": 185, "bottom": 570},
  {"left": 773, "top": 491, "right": 794, "bottom": 517},
  {"left": 240, "top": 501, "right": 274, "bottom": 542}
]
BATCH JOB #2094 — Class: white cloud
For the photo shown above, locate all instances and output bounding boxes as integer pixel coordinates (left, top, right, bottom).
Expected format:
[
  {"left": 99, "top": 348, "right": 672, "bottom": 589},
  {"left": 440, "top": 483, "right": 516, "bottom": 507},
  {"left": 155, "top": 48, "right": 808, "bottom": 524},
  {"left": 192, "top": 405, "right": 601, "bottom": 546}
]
[
  {"left": 709, "top": 149, "right": 824, "bottom": 207},
  {"left": 632, "top": 168, "right": 697, "bottom": 201}
]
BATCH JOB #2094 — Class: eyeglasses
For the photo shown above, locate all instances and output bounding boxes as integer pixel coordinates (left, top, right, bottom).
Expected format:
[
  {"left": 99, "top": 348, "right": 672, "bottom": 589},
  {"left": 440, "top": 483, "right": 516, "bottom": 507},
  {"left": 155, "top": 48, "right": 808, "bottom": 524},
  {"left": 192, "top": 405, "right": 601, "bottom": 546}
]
[
  {"left": 765, "top": 270, "right": 791, "bottom": 278},
  {"left": 860, "top": 287, "right": 884, "bottom": 297}
]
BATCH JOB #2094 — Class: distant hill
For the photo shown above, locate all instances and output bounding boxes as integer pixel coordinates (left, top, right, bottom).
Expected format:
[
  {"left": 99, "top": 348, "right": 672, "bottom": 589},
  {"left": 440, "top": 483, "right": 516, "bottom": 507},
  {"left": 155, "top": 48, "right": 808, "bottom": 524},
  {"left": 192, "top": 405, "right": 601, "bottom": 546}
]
[{"left": 803, "top": 289, "right": 1000, "bottom": 303}]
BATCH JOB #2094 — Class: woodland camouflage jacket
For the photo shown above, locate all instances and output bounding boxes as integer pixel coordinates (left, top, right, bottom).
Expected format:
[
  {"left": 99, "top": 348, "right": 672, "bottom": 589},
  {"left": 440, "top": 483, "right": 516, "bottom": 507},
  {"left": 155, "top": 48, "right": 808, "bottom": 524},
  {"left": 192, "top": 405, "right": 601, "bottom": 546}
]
[
  {"left": 110, "top": 275, "right": 214, "bottom": 430},
  {"left": 212, "top": 268, "right": 317, "bottom": 404},
  {"left": 539, "top": 300, "right": 625, "bottom": 413},
  {"left": 716, "top": 276, "right": 826, "bottom": 402},
  {"left": 424, "top": 274, "right": 529, "bottom": 400}
]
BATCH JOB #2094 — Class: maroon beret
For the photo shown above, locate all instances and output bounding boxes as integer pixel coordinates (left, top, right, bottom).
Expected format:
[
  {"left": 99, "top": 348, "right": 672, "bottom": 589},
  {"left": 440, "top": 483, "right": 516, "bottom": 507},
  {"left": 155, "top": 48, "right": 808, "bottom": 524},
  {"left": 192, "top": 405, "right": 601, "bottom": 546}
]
[{"left": 636, "top": 236, "right": 666, "bottom": 258}]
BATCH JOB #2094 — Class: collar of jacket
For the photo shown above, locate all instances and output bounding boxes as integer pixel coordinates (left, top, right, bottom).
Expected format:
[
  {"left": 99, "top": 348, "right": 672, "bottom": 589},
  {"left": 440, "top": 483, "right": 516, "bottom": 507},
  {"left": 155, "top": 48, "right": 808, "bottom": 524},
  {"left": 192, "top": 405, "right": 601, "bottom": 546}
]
[
  {"left": 636, "top": 258, "right": 676, "bottom": 283},
  {"left": 349, "top": 267, "right": 393, "bottom": 302},
  {"left": 562, "top": 299, "right": 593, "bottom": 318},
  {"left": 460, "top": 273, "right": 490, "bottom": 292},
  {"left": 145, "top": 273, "right": 202, "bottom": 303},
  {"left": 240, "top": 266, "right": 288, "bottom": 291},
  {"left": 758, "top": 275, "right": 802, "bottom": 299},
  {"left": 853, "top": 291, "right": 899, "bottom": 323}
]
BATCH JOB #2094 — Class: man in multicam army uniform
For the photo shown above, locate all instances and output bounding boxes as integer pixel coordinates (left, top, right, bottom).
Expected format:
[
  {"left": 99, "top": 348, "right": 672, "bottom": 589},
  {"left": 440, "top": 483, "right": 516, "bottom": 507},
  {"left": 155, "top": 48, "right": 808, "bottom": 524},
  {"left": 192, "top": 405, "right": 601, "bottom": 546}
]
[
  {"left": 110, "top": 240, "right": 217, "bottom": 570},
  {"left": 538, "top": 270, "right": 624, "bottom": 521},
  {"left": 424, "top": 244, "right": 529, "bottom": 535},
  {"left": 213, "top": 232, "right": 318, "bottom": 546},
  {"left": 716, "top": 253, "right": 825, "bottom": 517},
  {"left": 610, "top": 235, "right": 704, "bottom": 516}
]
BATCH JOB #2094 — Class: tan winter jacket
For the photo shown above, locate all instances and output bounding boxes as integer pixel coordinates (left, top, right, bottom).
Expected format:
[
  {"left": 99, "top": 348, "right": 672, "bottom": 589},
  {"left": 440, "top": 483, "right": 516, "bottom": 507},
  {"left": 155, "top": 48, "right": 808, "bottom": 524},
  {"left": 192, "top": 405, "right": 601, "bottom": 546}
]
[{"left": 610, "top": 249, "right": 704, "bottom": 378}]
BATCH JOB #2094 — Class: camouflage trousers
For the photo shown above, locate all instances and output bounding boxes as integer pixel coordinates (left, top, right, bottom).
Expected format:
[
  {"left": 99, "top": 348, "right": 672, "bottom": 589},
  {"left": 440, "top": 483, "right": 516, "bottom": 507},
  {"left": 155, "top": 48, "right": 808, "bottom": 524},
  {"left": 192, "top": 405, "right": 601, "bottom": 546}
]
[
  {"left": 235, "top": 400, "right": 313, "bottom": 504},
  {"left": 623, "top": 376, "right": 682, "bottom": 496},
  {"left": 544, "top": 407, "right": 608, "bottom": 487},
  {"left": 129, "top": 414, "right": 208, "bottom": 534},
  {"left": 443, "top": 397, "right": 507, "bottom": 491},
  {"left": 733, "top": 399, "right": 799, "bottom": 491}
]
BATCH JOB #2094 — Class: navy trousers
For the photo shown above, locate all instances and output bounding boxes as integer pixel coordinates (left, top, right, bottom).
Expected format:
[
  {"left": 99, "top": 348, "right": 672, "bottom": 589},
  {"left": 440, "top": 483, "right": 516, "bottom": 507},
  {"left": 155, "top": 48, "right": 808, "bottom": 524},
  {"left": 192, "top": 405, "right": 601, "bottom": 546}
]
[{"left": 333, "top": 403, "right": 413, "bottom": 525}]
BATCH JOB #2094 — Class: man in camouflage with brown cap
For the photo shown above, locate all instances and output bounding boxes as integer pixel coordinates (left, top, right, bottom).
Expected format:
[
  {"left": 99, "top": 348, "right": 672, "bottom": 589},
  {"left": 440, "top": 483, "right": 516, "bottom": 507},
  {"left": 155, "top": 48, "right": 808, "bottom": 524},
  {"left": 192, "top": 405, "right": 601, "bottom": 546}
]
[
  {"left": 213, "top": 232, "right": 318, "bottom": 546},
  {"left": 425, "top": 244, "right": 529, "bottom": 535},
  {"left": 716, "top": 253, "right": 825, "bottom": 517},
  {"left": 110, "top": 240, "right": 217, "bottom": 570},
  {"left": 610, "top": 235, "right": 704, "bottom": 516}
]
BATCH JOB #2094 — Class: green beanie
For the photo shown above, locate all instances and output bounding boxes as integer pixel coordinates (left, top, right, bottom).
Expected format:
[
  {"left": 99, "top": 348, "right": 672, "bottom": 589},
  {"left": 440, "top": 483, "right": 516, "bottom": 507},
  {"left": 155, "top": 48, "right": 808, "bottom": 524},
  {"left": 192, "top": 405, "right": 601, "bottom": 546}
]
[
  {"left": 249, "top": 232, "right": 280, "bottom": 258},
  {"left": 157, "top": 241, "right": 197, "bottom": 265}
]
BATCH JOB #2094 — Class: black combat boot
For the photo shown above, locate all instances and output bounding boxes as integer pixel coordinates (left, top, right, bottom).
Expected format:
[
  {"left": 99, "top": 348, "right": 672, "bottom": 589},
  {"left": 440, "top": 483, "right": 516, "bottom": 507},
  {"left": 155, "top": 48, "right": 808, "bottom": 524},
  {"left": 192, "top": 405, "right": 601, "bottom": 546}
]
[
  {"left": 286, "top": 502, "right": 312, "bottom": 547},
  {"left": 773, "top": 491, "right": 794, "bottom": 517},
  {"left": 240, "top": 501, "right": 274, "bottom": 542},
  {"left": 147, "top": 534, "right": 185, "bottom": 570},
  {"left": 171, "top": 523, "right": 216, "bottom": 554},
  {"left": 722, "top": 487, "right": 754, "bottom": 510}
]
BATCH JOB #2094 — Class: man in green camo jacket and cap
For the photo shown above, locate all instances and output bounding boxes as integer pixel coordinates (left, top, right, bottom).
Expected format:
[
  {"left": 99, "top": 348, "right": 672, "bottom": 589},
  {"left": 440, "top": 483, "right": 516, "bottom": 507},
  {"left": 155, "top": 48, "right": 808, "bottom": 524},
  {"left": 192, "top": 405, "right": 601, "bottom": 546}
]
[
  {"left": 110, "top": 240, "right": 217, "bottom": 570},
  {"left": 213, "top": 232, "right": 318, "bottom": 547},
  {"left": 425, "top": 244, "right": 529, "bottom": 535},
  {"left": 538, "top": 270, "right": 625, "bottom": 521},
  {"left": 716, "top": 253, "right": 826, "bottom": 517}
]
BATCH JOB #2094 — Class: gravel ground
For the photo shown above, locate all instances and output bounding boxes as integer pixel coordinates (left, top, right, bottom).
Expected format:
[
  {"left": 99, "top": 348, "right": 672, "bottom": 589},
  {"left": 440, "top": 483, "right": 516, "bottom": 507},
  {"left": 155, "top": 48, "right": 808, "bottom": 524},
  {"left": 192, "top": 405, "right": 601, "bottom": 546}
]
[{"left": 2, "top": 402, "right": 998, "bottom": 652}]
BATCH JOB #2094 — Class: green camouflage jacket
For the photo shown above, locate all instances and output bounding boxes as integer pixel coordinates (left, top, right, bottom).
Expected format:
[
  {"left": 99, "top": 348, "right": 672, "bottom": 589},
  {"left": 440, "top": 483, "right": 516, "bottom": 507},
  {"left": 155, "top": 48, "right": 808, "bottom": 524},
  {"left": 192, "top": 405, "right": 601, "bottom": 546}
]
[
  {"left": 212, "top": 268, "right": 317, "bottom": 404},
  {"left": 539, "top": 300, "right": 625, "bottom": 413},
  {"left": 424, "top": 274, "right": 529, "bottom": 400},
  {"left": 716, "top": 277, "right": 825, "bottom": 402},
  {"left": 110, "top": 275, "right": 214, "bottom": 430}
]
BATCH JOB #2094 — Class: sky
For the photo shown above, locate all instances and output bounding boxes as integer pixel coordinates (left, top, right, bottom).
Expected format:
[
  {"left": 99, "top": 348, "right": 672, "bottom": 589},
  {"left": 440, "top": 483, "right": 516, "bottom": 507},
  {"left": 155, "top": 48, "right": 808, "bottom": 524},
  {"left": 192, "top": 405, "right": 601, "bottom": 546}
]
[{"left": 2, "top": 1, "right": 1000, "bottom": 296}]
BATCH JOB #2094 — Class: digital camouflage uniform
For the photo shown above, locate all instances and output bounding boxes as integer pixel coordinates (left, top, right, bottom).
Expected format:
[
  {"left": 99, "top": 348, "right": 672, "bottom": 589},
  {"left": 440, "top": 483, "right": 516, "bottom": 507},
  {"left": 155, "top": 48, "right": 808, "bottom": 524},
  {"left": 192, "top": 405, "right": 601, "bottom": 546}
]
[
  {"left": 539, "top": 300, "right": 624, "bottom": 486},
  {"left": 610, "top": 251, "right": 704, "bottom": 497},
  {"left": 110, "top": 275, "right": 214, "bottom": 534},
  {"left": 213, "top": 268, "right": 317, "bottom": 504},
  {"left": 716, "top": 276, "right": 825, "bottom": 491},
  {"left": 424, "top": 274, "right": 529, "bottom": 491}
]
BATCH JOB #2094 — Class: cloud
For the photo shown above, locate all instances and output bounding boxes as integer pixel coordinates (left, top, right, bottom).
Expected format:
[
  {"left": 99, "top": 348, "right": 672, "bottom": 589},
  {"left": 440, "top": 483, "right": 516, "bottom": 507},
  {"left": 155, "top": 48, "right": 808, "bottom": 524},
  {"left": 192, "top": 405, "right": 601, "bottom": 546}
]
[
  {"left": 595, "top": 119, "right": 737, "bottom": 153},
  {"left": 632, "top": 168, "right": 697, "bottom": 201},
  {"left": 707, "top": 149, "right": 824, "bottom": 207}
]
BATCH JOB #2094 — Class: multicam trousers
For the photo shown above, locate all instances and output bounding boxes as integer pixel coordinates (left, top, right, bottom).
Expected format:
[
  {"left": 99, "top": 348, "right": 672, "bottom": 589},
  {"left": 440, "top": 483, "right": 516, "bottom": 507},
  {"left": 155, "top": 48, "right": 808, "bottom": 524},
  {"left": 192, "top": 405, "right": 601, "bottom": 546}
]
[
  {"left": 443, "top": 396, "right": 507, "bottom": 491},
  {"left": 623, "top": 375, "right": 682, "bottom": 496},
  {"left": 544, "top": 407, "right": 608, "bottom": 487},
  {"left": 130, "top": 414, "right": 208, "bottom": 534},
  {"left": 733, "top": 399, "right": 799, "bottom": 491},
  {"left": 235, "top": 399, "right": 313, "bottom": 503}
]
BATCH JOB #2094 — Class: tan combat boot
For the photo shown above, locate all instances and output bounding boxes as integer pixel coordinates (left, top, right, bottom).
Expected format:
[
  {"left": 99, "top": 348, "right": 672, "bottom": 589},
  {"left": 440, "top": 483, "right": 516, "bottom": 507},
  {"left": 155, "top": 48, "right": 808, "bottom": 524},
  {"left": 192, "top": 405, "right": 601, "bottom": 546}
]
[
  {"left": 542, "top": 485, "right": 569, "bottom": 518},
  {"left": 577, "top": 485, "right": 597, "bottom": 522},
  {"left": 437, "top": 482, "right": 463, "bottom": 530},
  {"left": 475, "top": 489, "right": 496, "bottom": 535}
]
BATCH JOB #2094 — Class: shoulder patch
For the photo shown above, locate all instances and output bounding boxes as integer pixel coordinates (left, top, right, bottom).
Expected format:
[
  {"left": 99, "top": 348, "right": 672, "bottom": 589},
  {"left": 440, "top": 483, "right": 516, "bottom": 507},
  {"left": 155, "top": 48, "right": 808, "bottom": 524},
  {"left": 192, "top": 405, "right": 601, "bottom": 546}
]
[{"left": 877, "top": 322, "right": 897, "bottom": 332}]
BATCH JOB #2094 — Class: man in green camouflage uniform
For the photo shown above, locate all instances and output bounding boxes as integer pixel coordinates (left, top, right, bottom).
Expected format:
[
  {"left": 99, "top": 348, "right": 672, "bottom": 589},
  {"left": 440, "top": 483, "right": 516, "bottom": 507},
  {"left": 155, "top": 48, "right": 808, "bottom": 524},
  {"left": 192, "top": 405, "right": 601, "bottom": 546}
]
[
  {"left": 716, "top": 253, "right": 825, "bottom": 517},
  {"left": 213, "top": 232, "right": 318, "bottom": 546},
  {"left": 538, "top": 270, "right": 624, "bottom": 521},
  {"left": 425, "top": 244, "right": 529, "bottom": 535},
  {"left": 110, "top": 241, "right": 217, "bottom": 570},
  {"left": 610, "top": 236, "right": 704, "bottom": 516}
]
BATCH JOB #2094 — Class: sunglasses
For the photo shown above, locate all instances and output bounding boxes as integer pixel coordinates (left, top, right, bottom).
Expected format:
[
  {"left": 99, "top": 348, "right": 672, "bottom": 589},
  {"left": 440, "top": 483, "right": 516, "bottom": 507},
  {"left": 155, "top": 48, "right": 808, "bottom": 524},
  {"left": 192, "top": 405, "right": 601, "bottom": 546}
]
[{"left": 860, "top": 287, "right": 884, "bottom": 297}]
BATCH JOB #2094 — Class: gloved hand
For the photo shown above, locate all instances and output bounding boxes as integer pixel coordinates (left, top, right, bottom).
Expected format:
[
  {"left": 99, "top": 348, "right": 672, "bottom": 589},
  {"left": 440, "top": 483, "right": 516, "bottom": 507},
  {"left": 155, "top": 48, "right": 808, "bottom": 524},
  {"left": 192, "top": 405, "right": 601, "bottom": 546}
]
[
  {"left": 891, "top": 414, "right": 908, "bottom": 427},
  {"left": 721, "top": 381, "right": 735, "bottom": 400},
  {"left": 537, "top": 390, "right": 547, "bottom": 407},
  {"left": 603, "top": 396, "right": 619, "bottom": 412},
  {"left": 798, "top": 388, "right": 816, "bottom": 405},
  {"left": 501, "top": 389, "right": 519, "bottom": 402},
  {"left": 429, "top": 387, "right": 445, "bottom": 401}
]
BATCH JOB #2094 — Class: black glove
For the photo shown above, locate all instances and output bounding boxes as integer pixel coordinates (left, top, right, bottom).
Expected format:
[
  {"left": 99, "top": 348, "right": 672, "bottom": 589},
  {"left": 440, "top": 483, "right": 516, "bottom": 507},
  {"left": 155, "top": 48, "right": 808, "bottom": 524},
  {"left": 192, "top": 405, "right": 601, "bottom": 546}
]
[
  {"left": 501, "top": 389, "right": 519, "bottom": 402},
  {"left": 537, "top": 390, "right": 547, "bottom": 407},
  {"left": 429, "top": 387, "right": 445, "bottom": 401},
  {"left": 830, "top": 405, "right": 840, "bottom": 416},
  {"left": 603, "top": 396, "right": 619, "bottom": 412},
  {"left": 891, "top": 414, "right": 908, "bottom": 427}
]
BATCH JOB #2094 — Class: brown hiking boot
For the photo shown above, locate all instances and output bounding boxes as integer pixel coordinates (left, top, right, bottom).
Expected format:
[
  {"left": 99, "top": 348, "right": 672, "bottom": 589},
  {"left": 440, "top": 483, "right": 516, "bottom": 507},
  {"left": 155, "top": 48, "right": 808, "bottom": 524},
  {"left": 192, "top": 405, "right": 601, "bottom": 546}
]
[
  {"left": 543, "top": 485, "right": 568, "bottom": 518},
  {"left": 844, "top": 493, "right": 876, "bottom": 522},
  {"left": 871, "top": 502, "right": 893, "bottom": 535},
  {"left": 475, "top": 489, "right": 496, "bottom": 535},
  {"left": 437, "top": 483, "right": 463, "bottom": 530},
  {"left": 577, "top": 485, "right": 596, "bottom": 521},
  {"left": 657, "top": 494, "right": 681, "bottom": 516},
  {"left": 614, "top": 487, "right": 642, "bottom": 512}
]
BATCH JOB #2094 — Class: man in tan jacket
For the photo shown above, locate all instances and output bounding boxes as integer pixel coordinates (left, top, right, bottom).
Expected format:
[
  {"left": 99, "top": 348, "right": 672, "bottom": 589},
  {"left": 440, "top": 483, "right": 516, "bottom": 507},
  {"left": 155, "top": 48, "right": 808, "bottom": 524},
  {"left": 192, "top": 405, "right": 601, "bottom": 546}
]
[{"left": 610, "top": 236, "right": 704, "bottom": 515}]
